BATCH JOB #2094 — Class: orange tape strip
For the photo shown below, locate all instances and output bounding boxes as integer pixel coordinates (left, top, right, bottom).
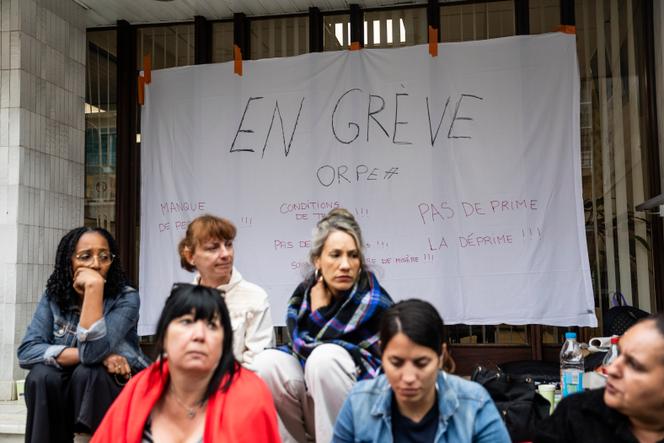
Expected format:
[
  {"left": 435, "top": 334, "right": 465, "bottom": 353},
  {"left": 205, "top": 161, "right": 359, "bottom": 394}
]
[
  {"left": 428, "top": 26, "right": 438, "bottom": 57},
  {"left": 234, "top": 45, "right": 243, "bottom": 76},
  {"left": 138, "top": 75, "right": 145, "bottom": 105},
  {"left": 143, "top": 54, "right": 152, "bottom": 84},
  {"left": 350, "top": 41, "right": 361, "bottom": 51},
  {"left": 556, "top": 25, "right": 576, "bottom": 34}
]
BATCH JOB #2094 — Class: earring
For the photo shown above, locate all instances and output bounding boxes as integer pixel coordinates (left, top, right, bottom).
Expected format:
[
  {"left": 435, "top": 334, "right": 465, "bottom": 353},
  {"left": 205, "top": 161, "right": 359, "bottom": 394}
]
[{"left": 314, "top": 268, "right": 321, "bottom": 281}]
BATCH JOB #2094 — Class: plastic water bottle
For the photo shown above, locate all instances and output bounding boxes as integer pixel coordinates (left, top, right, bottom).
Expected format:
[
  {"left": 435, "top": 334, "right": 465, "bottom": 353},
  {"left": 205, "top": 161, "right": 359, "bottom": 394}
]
[
  {"left": 560, "top": 332, "right": 584, "bottom": 397},
  {"left": 602, "top": 336, "right": 620, "bottom": 367}
]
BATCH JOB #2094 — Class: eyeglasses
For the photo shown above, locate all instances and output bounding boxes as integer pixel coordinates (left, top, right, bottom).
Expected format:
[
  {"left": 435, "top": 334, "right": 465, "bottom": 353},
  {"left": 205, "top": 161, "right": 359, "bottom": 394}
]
[{"left": 73, "top": 251, "right": 115, "bottom": 265}]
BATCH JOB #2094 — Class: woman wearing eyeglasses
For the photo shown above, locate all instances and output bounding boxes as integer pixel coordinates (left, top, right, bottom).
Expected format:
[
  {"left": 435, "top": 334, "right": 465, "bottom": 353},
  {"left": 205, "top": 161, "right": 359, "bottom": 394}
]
[{"left": 17, "top": 227, "right": 150, "bottom": 443}]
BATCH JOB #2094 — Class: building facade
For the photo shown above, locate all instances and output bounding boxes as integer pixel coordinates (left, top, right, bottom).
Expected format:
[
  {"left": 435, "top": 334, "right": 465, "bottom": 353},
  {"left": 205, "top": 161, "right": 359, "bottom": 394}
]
[{"left": 1, "top": 0, "right": 663, "bottom": 399}]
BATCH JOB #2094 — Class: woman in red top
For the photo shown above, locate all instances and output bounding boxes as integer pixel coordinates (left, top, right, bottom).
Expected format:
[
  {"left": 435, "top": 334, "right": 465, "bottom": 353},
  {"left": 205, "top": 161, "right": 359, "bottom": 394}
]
[{"left": 92, "top": 283, "right": 280, "bottom": 443}]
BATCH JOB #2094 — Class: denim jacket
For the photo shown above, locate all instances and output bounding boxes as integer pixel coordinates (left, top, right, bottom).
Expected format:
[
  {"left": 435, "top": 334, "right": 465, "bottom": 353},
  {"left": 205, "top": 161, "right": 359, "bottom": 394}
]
[
  {"left": 332, "top": 371, "right": 511, "bottom": 443},
  {"left": 17, "top": 286, "right": 150, "bottom": 371}
]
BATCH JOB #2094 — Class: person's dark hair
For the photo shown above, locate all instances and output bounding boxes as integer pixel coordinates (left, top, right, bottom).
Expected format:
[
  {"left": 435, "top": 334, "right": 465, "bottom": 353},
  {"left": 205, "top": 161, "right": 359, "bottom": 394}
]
[
  {"left": 380, "top": 299, "right": 455, "bottom": 373},
  {"left": 648, "top": 311, "right": 664, "bottom": 337},
  {"left": 178, "top": 215, "right": 237, "bottom": 272},
  {"left": 154, "top": 283, "right": 237, "bottom": 397},
  {"left": 46, "top": 227, "right": 129, "bottom": 311}
]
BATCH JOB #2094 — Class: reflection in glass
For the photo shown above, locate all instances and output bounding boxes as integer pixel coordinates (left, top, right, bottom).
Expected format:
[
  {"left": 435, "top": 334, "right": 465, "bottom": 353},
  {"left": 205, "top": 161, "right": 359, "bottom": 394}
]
[{"left": 85, "top": 30, "right": 117, "bottom": 234}]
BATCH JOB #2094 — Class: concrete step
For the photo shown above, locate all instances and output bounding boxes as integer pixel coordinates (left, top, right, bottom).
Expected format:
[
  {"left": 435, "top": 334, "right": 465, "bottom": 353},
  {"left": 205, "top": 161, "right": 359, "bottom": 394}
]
[
  {"left": 0, "top": 400, "right": 26, "bottom": 442},
  {"left": 0, "top": 400, "right": 94, "bottom": 442}
]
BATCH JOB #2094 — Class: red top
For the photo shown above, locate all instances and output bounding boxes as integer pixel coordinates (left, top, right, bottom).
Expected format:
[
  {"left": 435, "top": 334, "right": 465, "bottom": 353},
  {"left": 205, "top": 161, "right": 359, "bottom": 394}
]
[{"left": 91, "top": 361, "right": 281, "bottom": 443}]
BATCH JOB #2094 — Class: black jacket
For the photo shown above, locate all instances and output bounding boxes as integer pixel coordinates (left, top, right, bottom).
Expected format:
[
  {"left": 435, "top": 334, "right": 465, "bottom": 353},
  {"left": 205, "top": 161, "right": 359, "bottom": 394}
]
[{"left": 534, "top": 388, "right": 664, "bottom": 443}]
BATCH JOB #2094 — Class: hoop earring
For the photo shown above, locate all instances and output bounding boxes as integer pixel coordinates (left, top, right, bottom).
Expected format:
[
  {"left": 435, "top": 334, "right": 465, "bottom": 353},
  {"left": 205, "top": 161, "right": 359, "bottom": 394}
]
[{"left": 314, "top": 268, "right": 321, "bottom": 281}]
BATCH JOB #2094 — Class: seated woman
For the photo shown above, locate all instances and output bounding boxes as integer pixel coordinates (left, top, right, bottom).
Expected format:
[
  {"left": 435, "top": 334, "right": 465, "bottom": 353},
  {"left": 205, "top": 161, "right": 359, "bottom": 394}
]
[
  {"left": 178, "top": 214, "right": 274, "bottom": 370},
  {"left": 92, "top": 283, "right": 280, "bottom": 443},
  {"left": 17, "top": 227, "right": 150, "bottom": 442},
  {"left": 332, "top": 299, "right": 511, "bottom": 443},
  {"left": 254, "top": 208, "right": 394, "bottom": 443},
  {"left": 534, "top": 312, "right": 664, "bottom": 443}
]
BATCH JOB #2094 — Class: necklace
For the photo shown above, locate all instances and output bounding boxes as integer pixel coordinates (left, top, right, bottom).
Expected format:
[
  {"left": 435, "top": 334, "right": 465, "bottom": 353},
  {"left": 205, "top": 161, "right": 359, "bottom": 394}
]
[{"left": 169, "top": 386, "right": 205, "bottom": 419}]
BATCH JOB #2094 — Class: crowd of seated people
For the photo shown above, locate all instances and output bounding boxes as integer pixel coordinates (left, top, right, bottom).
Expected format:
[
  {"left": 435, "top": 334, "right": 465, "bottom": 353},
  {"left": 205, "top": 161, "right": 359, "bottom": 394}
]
[{"left": 17, "top": 210, "right": 664, "bottom": 443}]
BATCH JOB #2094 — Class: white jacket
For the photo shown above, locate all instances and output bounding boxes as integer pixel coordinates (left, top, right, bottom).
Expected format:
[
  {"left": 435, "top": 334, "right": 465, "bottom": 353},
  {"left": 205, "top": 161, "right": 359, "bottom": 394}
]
[{"left": 194, "top": 268, "right": 274, "bottom": 370}]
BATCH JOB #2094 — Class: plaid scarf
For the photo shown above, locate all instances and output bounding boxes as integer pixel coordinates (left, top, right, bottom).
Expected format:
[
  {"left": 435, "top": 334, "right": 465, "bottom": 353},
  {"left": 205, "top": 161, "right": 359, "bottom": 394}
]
[{"left": 279, "top": 271, "right": 393, "bottom": 380}]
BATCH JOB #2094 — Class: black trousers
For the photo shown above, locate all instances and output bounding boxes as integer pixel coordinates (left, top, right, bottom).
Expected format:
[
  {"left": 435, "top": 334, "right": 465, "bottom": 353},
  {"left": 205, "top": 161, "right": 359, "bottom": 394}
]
[{"left": 24, "top": 364, "right": 123, "bottom": 443}]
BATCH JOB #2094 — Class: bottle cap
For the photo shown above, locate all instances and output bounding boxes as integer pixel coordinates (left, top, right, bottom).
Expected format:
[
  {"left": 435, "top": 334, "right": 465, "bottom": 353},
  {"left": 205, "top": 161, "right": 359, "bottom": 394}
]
[
  {"left": 610, "top": 336, "right": 620, "bottom": 344},
  {"left": 565, "top": 332, "right": 577, "bottom": 339}
]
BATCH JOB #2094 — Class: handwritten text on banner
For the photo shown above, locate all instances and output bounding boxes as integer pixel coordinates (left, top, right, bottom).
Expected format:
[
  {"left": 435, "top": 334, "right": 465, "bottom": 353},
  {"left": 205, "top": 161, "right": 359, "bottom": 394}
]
[{"left": 139, "top": 33, "right": 596, "bottom": 334}]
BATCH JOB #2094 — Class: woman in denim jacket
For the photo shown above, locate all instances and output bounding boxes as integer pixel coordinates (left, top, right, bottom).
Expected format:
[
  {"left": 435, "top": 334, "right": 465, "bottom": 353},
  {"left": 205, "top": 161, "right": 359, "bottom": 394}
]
[
  {"left": 17, "top": 227, "right": 150, "bottom": 443},
  {"left": 332, "top": 299, "right": 510, "bottom": 443}
]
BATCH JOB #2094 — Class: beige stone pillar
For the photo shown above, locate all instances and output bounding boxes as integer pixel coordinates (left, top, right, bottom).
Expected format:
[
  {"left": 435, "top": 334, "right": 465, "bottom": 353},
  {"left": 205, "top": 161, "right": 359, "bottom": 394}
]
[{"left": 0, "top": 0, "right": 85, "bottom": 400}]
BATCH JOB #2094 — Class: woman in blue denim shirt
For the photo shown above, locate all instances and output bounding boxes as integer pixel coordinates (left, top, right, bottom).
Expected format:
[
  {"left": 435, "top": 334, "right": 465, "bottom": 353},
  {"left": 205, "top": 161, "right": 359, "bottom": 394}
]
[
  {"left": 17, "top": 227, "right": 150, "bottom": 443},
  {"left": 332, "top": 299, "right": 510, "bottom": 443}
]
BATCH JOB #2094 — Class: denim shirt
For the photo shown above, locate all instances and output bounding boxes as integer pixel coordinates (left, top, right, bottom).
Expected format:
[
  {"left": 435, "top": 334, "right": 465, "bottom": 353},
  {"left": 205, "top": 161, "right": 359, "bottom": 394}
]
[
  {"left": 17, "top": 286, "right": 150, "bottom": 371},
  {"left": 333, "top": 371, "right": 511, "bottom": 443}
]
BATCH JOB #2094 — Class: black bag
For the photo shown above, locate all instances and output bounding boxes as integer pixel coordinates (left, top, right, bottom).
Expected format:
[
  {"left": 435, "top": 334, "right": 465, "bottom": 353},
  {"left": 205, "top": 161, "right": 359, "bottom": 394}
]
[
  {"left": 471, "top": 366, "right": 550, "bottom": 442},
  {"left": 497, "top": 360, "right": 560, "bottom": 384},
  {"left": 603, "top": 292, "right": 649, "bottom": 336}
]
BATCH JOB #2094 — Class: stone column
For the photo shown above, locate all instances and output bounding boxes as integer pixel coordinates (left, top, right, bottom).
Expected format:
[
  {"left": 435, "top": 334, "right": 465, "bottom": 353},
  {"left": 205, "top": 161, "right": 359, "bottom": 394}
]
[{"left": 0, "top": 0, "right": 85, "bottom": 400}]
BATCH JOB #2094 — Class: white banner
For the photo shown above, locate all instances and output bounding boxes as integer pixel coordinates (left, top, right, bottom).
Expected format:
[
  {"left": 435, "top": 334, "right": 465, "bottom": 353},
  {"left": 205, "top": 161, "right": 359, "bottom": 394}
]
[{"left": 138, "top": 33, "right": 596, "bottom": 335}]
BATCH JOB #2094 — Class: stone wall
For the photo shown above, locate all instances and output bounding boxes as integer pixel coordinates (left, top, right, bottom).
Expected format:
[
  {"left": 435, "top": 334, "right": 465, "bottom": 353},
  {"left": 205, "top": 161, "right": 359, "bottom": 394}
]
[{"left": 0, "top": 0, "right": 85, "bottom": 400}]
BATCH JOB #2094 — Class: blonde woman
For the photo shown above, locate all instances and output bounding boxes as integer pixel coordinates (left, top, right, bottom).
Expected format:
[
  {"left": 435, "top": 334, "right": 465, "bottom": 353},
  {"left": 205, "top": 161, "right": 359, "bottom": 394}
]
[{"left": 254, "top": 208, "right": 393, "bottom": 442}]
